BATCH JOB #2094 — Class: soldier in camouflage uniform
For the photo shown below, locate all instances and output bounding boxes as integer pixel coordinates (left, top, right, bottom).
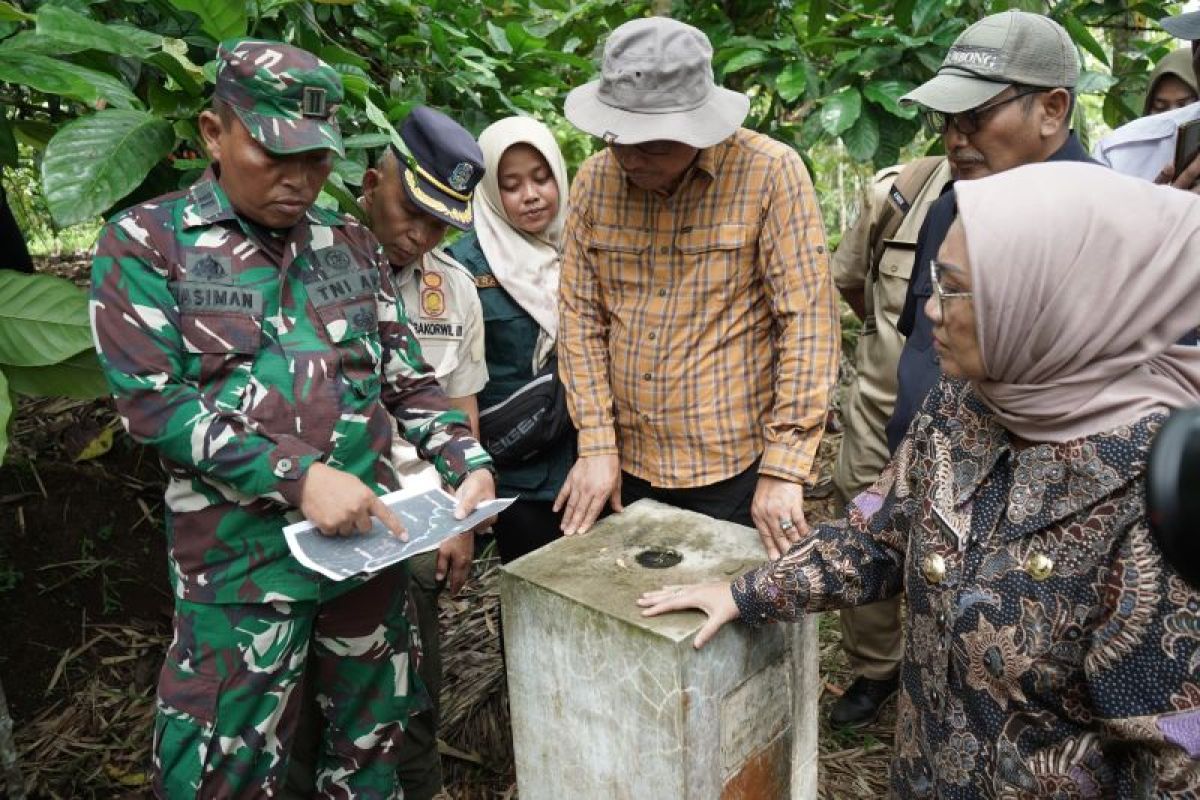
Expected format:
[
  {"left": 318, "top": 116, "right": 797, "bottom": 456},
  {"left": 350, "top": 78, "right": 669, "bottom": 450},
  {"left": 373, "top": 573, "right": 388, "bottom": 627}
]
[{"left": 88, "top": 39, "right": 496, "bottom": 799}]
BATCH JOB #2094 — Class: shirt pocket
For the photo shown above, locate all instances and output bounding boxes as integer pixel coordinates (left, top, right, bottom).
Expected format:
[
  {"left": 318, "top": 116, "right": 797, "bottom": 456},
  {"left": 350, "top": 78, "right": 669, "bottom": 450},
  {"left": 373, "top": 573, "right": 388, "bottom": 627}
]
[
  {"left": 178, "top": 312, "right": 261, "bottom": 411},
  {"left": 876, "top": 240, "right": 917, "bottom": 330},
  {"left": 675, "top": 223, "right": 750, "bottom": 291},
  {"left": 587, "top": 225, "right": 650, "bottom": 291},
  {"left": 313, "top": 297, "right": 382, "bottom": 399}
]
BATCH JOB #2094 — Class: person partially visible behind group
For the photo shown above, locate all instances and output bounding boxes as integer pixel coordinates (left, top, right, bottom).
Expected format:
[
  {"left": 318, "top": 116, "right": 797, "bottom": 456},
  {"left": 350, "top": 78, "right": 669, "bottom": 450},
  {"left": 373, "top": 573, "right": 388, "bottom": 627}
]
[
  {"left": 447, "top": 116, "right": 577, "bottom": 563},
  {"left": 1096, "top": 10, "right": 1200, "bottom": 187},
  {"left": 1145, "top": 47, "right": 1199, "bottom": 115}
]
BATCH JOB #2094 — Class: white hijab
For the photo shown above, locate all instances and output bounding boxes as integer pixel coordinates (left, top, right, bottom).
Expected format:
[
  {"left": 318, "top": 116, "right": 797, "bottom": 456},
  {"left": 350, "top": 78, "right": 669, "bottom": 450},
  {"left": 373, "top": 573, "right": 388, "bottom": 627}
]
[{"left": 474, "top": 117, "right": 569, "bottom": 370}]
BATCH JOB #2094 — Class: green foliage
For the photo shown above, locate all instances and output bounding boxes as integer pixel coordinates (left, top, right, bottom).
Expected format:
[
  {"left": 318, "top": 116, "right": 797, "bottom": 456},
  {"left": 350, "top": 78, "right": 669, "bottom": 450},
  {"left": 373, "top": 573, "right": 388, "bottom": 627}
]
[
  {"left": 0, "top": 272, "right": 105, "bottom": 462},
  {"left": 673, "top": 0, "right": 1185, "bottom": 167},
  {"left": 0, "top": 0, "right": 1187, "bottom": 457}
]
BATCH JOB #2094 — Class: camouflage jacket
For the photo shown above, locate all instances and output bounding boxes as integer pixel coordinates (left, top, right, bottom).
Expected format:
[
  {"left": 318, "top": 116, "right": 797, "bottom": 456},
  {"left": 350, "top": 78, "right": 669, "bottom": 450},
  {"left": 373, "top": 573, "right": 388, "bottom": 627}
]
[{"left": 90, "top": 170, "right": 492, "bottom": 604}]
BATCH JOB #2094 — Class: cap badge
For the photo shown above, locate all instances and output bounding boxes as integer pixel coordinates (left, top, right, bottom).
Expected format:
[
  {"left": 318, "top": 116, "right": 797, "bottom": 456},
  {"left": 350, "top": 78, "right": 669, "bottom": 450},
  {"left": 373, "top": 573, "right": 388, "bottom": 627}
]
[
  {"left": 302, "top": 86, "right": 327, "bottom": 118},
  {"left": 448, "top": 162, "right": 475, "bottom": 192}
]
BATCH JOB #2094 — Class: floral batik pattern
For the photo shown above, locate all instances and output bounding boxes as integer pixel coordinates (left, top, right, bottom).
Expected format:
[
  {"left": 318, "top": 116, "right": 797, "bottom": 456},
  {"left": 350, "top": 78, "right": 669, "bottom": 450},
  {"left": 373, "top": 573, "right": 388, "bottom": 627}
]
[{"left": 733, "top": 378, "right": 1200, "bottom": 799}]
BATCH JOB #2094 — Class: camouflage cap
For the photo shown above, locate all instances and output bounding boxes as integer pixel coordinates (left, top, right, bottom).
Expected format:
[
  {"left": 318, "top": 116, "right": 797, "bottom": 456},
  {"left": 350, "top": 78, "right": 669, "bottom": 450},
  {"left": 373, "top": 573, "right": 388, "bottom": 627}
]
[{"left": 214, "top": 38, "right": 345, "bottom": 157}]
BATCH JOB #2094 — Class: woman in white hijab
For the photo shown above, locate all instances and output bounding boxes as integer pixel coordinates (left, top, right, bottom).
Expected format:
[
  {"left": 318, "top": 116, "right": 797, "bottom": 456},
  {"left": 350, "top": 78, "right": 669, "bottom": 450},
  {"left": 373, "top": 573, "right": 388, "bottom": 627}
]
[
  {"left": 446, "top": 117, "right": 574, "bottom": 563},
  {"left": 638, "top": 163, "right": 1200, "bottom": 798}
]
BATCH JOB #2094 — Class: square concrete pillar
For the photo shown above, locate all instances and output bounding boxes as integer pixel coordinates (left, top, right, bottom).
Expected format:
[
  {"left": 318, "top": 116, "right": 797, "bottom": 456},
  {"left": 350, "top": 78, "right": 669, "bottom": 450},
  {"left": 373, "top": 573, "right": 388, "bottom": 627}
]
[{"left": 501, "top": 499, "right": 819, "bottom": 800}]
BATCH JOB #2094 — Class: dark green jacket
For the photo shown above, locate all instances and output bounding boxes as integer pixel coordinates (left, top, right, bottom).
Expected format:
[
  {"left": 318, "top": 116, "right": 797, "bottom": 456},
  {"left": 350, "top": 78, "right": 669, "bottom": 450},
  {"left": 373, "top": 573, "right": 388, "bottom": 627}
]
[{"left": 446, "top": 232, "right": 574, "bottom": 500}]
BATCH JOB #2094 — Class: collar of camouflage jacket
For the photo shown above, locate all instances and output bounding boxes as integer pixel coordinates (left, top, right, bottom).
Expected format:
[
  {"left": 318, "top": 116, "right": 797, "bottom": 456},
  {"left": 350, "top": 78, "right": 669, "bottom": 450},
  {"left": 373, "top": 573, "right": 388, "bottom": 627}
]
[{"left": 181, "top": 167, "right": 344, "bottom": 230}]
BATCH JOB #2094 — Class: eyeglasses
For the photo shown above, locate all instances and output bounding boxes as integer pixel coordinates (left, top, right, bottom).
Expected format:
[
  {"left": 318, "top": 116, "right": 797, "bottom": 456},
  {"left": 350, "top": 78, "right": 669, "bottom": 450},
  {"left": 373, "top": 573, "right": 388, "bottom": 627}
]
[
  {"left": 920, "top": 88, "right": 1046, "bottom": 136},
  {"left": 930, "top": 259, "right": 973, "bottom": 315}
]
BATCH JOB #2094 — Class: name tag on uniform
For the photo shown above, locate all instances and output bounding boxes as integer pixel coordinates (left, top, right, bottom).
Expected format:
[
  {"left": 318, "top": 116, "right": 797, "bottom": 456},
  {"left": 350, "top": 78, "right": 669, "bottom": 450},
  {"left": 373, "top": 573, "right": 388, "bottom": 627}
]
[
  {"left": 304, "top": 244, "right": 381, "bottom": 308},
  {"left": 307, "top": 270, "right": 381, "bottom": 307},
  {"left": 173, "top": 281, "right": 263, "bottom": 314},
  {"left": 410, "top": 321, "right": 464, "bottom": 338}
]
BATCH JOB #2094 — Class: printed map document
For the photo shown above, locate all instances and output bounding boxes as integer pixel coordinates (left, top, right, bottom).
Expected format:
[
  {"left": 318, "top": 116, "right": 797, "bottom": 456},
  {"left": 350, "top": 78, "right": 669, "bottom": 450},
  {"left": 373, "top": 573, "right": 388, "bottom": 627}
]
[{"left": 284, "top": 486, "right": 515, "bottom": 581}]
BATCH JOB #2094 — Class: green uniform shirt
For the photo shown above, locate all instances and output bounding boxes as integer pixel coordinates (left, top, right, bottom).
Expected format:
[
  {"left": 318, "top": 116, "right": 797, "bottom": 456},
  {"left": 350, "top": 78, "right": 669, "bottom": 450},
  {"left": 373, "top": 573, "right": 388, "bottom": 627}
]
[{"left": 90, "top": 170, "right": 492, "bottom": 604}]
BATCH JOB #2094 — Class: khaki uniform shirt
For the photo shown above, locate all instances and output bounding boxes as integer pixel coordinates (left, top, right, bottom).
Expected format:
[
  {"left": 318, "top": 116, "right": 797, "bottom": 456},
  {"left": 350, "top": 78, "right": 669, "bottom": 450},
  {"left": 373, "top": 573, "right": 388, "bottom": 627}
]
[
  {"left": 391, "top": 248, "right": 488, "bottom": 490},
  {"left": 832, "top": 159, "right": 952, "bottom": 497}
]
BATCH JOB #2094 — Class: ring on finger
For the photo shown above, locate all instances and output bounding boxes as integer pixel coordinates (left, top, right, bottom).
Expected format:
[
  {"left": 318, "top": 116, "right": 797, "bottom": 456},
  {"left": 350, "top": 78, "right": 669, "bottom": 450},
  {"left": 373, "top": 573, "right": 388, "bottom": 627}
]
[{"left": 779, "top": 518, "right": 794, "bottom": 531}]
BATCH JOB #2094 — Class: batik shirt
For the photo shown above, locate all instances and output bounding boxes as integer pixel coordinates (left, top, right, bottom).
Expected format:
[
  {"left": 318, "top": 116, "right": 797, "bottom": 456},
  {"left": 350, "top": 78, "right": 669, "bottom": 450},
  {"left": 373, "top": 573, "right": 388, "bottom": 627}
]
[
  {"left": 90, "top": 171, "right": 492, "bottom": 604},
  {"left": 734, "top": 379, "right": 1200, "bottom": 798}
]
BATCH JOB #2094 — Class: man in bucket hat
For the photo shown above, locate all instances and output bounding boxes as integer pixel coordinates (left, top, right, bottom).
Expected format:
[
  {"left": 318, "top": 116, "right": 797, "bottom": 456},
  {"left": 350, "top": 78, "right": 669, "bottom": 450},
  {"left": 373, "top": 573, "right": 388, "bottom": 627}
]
[
  {"left": 556, "top": 17, "right": 839, "bottom": 561},
  {"left": 89, "top": 39, "right": 496, "bottom": 798}
]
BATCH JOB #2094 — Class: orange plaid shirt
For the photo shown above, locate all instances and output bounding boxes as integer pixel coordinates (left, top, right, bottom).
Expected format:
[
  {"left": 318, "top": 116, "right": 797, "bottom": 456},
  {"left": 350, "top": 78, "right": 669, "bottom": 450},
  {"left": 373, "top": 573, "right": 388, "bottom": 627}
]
[{"left": 559, "top": 128, "right": 839, "bottom": 488}]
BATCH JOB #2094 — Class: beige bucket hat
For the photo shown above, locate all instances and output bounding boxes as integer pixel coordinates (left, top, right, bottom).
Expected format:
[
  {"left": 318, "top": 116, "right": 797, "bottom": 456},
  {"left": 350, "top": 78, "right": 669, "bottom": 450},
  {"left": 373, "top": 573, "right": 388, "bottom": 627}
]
[{"left": 564, "top": 17, "right": 750, "bottom": 148}]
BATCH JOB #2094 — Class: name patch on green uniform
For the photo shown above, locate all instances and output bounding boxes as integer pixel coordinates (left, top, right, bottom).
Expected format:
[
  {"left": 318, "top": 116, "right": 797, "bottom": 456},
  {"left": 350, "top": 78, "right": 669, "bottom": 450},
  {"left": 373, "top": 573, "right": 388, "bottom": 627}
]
[
  {"left": 173, "top": 281, "right": 263, "bottom": 314},
  {"left": 307, "top": 270, "right": 382, "bottom": 307}
]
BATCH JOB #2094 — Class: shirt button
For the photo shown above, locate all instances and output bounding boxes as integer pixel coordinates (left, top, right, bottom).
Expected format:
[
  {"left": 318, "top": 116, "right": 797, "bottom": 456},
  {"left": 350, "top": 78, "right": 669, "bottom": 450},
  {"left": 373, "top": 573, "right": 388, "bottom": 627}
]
[
  {"left": 643, "top": 373, "right": 652, "bottom": 381},
  {"left": 648, "top": 332, "right": 657, "bottom": 340},
  {"left": 657, "top": 288, "right": 667, "bottom": 297},
  {"left": 659, "top": 245, "right": 669, "bottom": 254},
  {"left": 936, "top": 611, "right": 947, "bottom": 630},
  {"left": 922, "top": 552, "right": 946, "bottom": 584},
  {"left": 276, "top": 458, "right": 294, "bottom": 476}
]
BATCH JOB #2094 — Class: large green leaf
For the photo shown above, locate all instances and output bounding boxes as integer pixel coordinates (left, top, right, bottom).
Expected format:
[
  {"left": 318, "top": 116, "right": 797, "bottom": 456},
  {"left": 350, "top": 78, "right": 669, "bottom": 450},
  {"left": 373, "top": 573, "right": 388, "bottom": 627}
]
[
  {"left": 42, "top": 109, "right": 175, "bottom": 227},
  {"left": 0, "top": 50, "right": 98, "bottom": 107},
  {"left": 1062, "top": 14, "right": 1108, "bottom": 67},
  {"left": 863, "top": 79, "right": 917, "bottom": 118},
  {"left": 0, "top": 272, "right": 94, "bottom": 367},
  {"left": 168, "top": 0, "right": 246, "bottom": 42},
  {"left": 819, "top": 87, "right": 862, "bottom": 136},
  {"left": 0, "top": 49, "right": 139, "bottom": 110},
  {"left": 36, "top": 5, "right": 161, "bottom": 58},
  {"left": 0, "top": 1, "right": 31, "bottom": 22},
  {"left": 776, "top": 62, "right": 808, "bottom": 103},
  {"left": 723, "top": 48, "right": 769, "bottom": 76},
  {"left": 0, "top": 367, "right": 9, "bottom": 465},
  {"left": 3, "top": 349, "right": 108, "bottom": 399},
  {"left": 842, "top": 108, "right": 880, "bottom": 162}
]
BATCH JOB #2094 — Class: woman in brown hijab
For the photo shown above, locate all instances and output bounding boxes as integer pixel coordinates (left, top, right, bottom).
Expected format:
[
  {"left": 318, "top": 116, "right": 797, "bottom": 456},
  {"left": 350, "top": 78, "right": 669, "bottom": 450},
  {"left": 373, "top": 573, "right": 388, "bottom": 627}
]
[
  {"left": 1145, "top": 48, "right": 1199, "bottom": 116},
  {"left": 640, "top": 163, "right": 1200, "bottom": 799}
]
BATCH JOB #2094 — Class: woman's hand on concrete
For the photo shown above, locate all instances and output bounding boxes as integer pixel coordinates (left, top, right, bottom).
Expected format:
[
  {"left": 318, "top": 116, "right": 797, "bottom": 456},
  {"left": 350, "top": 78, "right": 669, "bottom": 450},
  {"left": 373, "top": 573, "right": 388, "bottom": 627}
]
[{"left": 637, "top": 581, "right": 740, "bottom": 649}]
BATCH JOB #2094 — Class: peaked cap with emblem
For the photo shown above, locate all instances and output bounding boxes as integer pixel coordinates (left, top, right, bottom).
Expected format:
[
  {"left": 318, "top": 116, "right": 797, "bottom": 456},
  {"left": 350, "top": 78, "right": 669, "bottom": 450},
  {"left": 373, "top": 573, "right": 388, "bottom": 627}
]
[
  {"left": 900, "top": 11, "right": 1078, "bottom": 114},
  {"left": 215, "top": 38, "right": 345, "bottom": 157},
  {"left": 394, "top": 106, "right": 485, "bottom": 230}
]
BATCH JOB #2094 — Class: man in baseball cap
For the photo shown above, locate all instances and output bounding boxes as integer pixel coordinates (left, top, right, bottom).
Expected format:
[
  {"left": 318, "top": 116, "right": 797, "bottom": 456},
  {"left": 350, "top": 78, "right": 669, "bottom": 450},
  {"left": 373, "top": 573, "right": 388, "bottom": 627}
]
[
  {"left": 1095, "top": 11, "right": 1200, "bottom": 192},
  {"left": 91, "top": 38, "right": 497, "bottom": 797},
  {"left": 556, "top": 17, "right": 839, "bottom": 572},
  {"left": 858, "top": 11, "right": 1098, "bottom": 729}
]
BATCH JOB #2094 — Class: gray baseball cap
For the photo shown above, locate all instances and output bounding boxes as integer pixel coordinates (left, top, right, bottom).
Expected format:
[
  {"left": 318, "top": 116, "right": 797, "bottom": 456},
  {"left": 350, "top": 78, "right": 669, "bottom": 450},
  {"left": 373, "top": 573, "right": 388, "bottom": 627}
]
[
  {"left": 901, "top": 11, "right": 1079, "bottom": 113},
  {"left": 1162, "top": 11, "right": 1200, "bottom": 41},
  {"left": 564, "top": 17, "right": 750, "bottom": 148}
]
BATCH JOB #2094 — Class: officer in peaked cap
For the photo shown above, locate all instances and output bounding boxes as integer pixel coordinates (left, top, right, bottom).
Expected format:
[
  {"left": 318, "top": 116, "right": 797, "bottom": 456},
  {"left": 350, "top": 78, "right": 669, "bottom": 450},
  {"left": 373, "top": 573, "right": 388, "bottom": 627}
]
[{"left": 90, "top": 38, "right": 496, "bottom": 798}]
